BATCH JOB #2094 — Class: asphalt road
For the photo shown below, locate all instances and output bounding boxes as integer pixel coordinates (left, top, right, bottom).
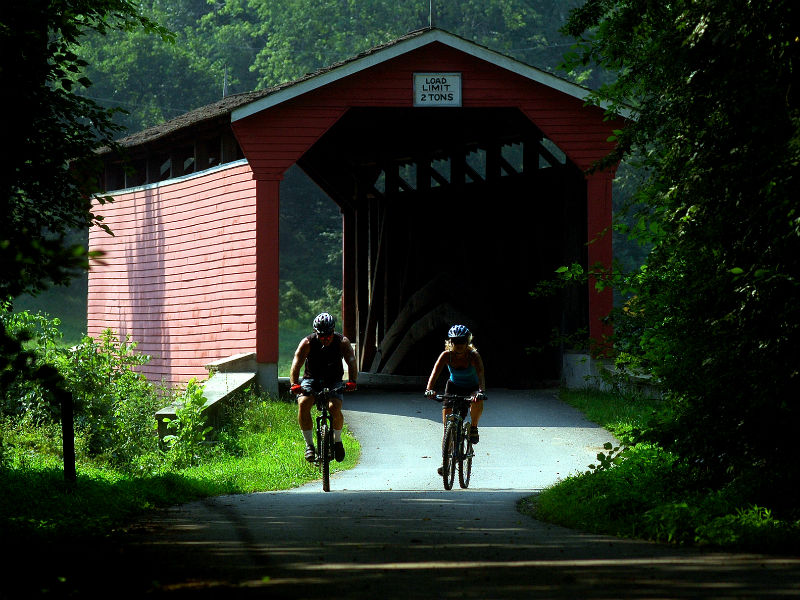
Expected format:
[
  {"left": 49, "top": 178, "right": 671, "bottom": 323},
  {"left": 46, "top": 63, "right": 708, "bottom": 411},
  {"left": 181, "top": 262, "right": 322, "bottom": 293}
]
[{"left": 10, "top": 388, "right": 800, "bottom": 599}]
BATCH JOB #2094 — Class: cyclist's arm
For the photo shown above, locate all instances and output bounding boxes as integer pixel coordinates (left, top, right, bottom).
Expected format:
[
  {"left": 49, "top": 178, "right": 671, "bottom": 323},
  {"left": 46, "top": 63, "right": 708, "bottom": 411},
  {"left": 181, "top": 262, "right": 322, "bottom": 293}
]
[
  {"left": 426, "top": 351, "right": 448, "bottom": 391},
  {"left": 341, "top": 336, "right": 358, "bottom": 383},
  {"left": 289, "top": 338, "right": 311, "bottom": 385}
]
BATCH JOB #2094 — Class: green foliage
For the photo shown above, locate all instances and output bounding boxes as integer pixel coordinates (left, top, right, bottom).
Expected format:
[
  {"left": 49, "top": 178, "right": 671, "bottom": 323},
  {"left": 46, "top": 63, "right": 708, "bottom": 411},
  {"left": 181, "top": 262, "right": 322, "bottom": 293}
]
[
  {"left": 77, "top": 1, "right": 234, "bottom": 133},
  {"left": 161, "top": 379, "right": 214, "bottom": 469},
  {"left": 1, "top": 385, "right": 359, "bottom": 545},
  {"left": 562, "top": 0, "right": 800, "bottom": 501},
  {"left": 280, "top": 281, "right": 342, "bottom": 330},
  {"left": 559, "top": 386, "right": 662, "bottom": 446},
  {"left": 0, "top": 1, "right": 171, "bottom": 301},
  {"left": 1, "top": 306, "right": 67, "bottom": 422},
  {"left": 525, "top": 388, "right": 800, "bottom": 552},
  {"left": 232, "top": 0, "right": 585, "bottom": 89},
  {"left": 586, "top": 441, "right": 628, "bottom": 474},
  {"left": 0, "top": 464, "right": 216, "bottom": 541},
  {"left": 58, "top": 330, "right": 159, "bottom": 464},
  {"left": 1, "top": 310, "right": 161, "bottom": 468}
]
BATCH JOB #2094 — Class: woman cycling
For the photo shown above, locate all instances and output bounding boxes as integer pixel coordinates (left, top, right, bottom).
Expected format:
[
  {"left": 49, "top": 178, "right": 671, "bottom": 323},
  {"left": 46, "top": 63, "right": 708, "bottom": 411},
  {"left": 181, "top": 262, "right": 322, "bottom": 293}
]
[{"left": 425, "top": 324, "right": 487, "bottom": 445}]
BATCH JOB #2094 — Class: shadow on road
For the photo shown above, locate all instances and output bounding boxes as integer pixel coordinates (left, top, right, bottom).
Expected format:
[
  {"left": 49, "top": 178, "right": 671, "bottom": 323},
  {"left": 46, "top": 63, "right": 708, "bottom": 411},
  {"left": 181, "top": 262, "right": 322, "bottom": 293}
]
[{"left": 13, "top": 489, "right": 799, "bottom": 599}]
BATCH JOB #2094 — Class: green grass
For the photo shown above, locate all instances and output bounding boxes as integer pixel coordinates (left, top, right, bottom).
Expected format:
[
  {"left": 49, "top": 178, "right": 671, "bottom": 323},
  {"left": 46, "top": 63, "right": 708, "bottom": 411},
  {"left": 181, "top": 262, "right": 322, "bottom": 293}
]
[
  {"left": 518, "top": 387, "right": 800, "bottom": 553},
  {"left": 553, "top": 386, "right": 661, "bottom": 444},
  {"left": 0, "top": 393, "right": 360, "bottom": 543}
]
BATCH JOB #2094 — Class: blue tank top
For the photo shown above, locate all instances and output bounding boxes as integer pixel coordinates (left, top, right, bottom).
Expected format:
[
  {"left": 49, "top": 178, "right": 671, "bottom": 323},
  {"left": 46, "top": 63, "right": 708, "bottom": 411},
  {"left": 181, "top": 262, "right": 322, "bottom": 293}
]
[{"left": 448, "top": 361, "right": 479, "bottom": 387}]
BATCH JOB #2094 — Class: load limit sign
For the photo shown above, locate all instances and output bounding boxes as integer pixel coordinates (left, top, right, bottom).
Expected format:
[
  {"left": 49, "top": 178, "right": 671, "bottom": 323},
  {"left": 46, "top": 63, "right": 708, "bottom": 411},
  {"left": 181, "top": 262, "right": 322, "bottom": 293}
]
[{"left": 413, "top": 72, "right": 462, "bottom": 107}]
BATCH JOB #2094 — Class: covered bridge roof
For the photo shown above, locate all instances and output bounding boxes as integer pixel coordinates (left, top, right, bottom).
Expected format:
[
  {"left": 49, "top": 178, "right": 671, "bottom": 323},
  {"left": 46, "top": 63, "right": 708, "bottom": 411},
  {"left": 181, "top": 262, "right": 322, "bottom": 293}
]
[{"left": 110, "top": 27, "right": 610, "bottom": 153}]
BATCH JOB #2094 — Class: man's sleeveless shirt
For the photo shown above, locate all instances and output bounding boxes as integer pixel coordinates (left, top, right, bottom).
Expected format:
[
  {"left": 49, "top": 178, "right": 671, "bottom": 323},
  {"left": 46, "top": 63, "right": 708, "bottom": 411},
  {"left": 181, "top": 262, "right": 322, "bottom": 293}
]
[{"left": 304, "top": 333, "right": 345, "bottom": 384}]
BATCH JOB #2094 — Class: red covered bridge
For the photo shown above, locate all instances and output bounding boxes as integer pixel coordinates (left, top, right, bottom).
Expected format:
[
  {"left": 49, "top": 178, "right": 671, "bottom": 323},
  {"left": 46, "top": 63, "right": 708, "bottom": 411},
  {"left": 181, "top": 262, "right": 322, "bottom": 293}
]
[{"left": 89, "top": 28, "right": 624, "bottom": 392}]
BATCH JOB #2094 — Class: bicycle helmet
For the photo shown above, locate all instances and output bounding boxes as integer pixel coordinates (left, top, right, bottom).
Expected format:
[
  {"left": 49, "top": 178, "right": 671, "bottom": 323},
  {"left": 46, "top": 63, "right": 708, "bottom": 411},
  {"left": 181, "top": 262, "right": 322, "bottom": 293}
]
[
  {"left": 313, "top": 312, "right": 336, "bottom": 335},
  {"left": 447, "top": 324, "right": 472, "bottom": 344}
]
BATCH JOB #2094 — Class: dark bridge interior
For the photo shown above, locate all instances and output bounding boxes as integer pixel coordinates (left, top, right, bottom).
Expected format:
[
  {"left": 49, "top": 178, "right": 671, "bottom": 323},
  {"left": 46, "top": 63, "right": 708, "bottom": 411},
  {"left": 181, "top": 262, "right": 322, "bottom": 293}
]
[{"left": 297, "top": 107, "right": 588, "bottom": 387}]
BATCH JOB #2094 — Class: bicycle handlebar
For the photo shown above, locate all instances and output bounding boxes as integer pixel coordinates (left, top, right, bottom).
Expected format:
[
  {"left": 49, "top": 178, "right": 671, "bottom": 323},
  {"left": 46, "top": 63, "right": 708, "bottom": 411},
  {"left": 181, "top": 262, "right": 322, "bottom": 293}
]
[
  {"left": 434, "top": 393, "right": 479, "bottom": 402},
  {"left": 290, "top": 381, "right": 356, "bottom": 396}
]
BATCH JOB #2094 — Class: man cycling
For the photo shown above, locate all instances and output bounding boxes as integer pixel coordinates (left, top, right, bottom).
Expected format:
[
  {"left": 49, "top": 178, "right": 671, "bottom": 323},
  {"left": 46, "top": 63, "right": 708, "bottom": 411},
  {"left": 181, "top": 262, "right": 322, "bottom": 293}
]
[{"left": 289, "top": 312, "right": 357, "bottom": 463}]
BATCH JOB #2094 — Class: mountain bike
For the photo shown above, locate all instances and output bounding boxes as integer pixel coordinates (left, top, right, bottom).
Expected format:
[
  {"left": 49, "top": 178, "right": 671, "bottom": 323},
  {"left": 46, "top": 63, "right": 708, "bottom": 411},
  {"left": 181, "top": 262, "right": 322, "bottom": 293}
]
[
  {"left": 436, "top": 393, "right": 478, "bottom": 490},
  {"left": 294, "top": 381, "right": 351, "bottom": 492}
]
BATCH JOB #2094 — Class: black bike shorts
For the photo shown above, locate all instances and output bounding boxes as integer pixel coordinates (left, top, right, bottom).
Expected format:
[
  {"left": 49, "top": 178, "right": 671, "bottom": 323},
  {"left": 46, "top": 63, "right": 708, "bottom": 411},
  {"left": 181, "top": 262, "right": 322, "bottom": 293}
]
[{"left": 443, "top": 380, "right": 477, "bottom": 415}]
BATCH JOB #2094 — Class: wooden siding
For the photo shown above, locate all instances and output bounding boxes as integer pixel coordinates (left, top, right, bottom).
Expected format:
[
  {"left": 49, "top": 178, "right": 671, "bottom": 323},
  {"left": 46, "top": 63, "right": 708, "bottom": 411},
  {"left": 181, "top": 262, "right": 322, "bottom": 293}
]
[{"left": 87, "top": 162, "right": 259, "bottom": 386}]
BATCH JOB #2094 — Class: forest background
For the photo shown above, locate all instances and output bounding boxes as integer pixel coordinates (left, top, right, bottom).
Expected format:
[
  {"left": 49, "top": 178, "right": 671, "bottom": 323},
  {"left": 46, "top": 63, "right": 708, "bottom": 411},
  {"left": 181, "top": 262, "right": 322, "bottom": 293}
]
[{"left": 13, "top": 0, "right": 641, "bottom": 368}]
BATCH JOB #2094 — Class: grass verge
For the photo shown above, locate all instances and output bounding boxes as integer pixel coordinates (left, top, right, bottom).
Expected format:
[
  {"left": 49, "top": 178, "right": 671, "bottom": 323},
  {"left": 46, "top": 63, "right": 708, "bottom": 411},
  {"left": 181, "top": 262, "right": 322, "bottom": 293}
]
[
  {"left": 0, "top": 393, "right": 360, "bottom": 543},
  {"left": 517, "top": 387, "right": 800, "bottom": 553}
]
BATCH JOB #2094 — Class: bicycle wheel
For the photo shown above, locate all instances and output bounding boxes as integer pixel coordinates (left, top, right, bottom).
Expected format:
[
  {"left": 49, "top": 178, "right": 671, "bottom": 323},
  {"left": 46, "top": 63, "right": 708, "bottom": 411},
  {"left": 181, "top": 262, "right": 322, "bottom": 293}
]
[
  {"left": 321, "top": 422, "right": 331, "bottom": 492},
  {"left": 458, "top": 421, "right": 473, "bottom": 489},
  {"left": 442, "top": 421, "right": 457, "bottom": 490}
]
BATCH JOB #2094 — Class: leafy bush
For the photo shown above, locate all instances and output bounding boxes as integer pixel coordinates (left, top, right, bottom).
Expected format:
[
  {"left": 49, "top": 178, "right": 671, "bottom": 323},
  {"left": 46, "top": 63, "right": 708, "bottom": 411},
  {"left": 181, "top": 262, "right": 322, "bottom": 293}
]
[
  {"left": 564, "top": 0, "right": 800, "bottom": 507},
  {"left": 2, "top": 310, "right": 160, "bottom": 469},
  {"left": 161, "top": 379, "right": 213, "bottom": 469},
  {"left": 0, "top": 308, "right": 64, "bottom": 422},
  {"left": 56, "top": 330, "right": 160, "bottom": 464},
  {"left": 528, "top": 388, "right": 800, "bottom": 553}
]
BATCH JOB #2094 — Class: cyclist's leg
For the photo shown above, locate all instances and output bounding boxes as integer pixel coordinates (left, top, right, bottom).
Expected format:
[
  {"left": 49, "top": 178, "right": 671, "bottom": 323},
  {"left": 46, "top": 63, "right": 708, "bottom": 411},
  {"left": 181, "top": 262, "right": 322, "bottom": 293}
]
[
  {"left": 297, "top": 394, "right": 314, "bottom": 430},
  {"left": 328, "top": 394, "right": 346, "bottom": 462},
  {"left": 297, "top": 395, "right": 316, "bottom": 461},
  {"left": 297, "top": 379, "right": 318, "bottom": 460},
  {"left": 470, "top": 398, "right": 483, "bottom": 427},
  {"left": 328, "top": 395, "right": 344, "bottom": 430},
  {"left": 468, "top": 398, "right": 482, "bottom": 443},
  {"left": 447, "top": 381, "right": 481, "bottom": 443}
]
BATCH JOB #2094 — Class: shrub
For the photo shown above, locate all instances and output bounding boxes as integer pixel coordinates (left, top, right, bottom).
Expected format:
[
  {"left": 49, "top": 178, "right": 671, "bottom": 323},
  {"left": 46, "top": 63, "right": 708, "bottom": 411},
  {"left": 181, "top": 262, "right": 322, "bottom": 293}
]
[
  {"left": 2, "top": 309, "right": 161, "bottom": 469},
  {"left": 161, "top": 379, "right": 213, "bottom": 469}
]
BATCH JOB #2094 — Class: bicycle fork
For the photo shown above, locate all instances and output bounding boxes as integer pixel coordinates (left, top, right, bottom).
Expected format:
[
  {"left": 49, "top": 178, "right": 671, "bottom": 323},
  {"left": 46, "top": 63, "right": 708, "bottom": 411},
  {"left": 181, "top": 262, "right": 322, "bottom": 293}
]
[{"left": 315, "top": 412, "right": 333, "bottom": 464}]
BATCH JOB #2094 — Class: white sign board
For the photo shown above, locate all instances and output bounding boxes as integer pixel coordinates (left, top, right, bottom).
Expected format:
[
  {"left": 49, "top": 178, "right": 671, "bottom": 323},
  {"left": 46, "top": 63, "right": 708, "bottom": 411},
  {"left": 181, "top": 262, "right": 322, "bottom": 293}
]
[{"left": 413, "top": 72, "right": 462, "bottom": 107}]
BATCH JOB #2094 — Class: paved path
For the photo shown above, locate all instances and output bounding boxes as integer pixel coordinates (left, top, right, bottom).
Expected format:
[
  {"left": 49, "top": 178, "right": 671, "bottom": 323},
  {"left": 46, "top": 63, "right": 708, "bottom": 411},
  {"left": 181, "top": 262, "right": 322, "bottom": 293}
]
[
  {"left": 12, "top": 389, "right": 800, "bottom": 599},
  {"left": 329, "top": 388, "right": 613, "bottom": 492}
]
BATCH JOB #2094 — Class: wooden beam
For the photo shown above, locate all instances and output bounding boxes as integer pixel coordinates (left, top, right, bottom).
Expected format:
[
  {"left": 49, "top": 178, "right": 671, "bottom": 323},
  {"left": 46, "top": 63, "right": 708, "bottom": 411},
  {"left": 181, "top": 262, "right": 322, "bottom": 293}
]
[
  {"left": 486, "top": 142, "right": 502, "bottom": 182},
  {"left": 499, "top": 155, "right": 518, "bottom": 176},
  {"left": 463, "top": 160, "right": 484, "bottom": 184},
  {"left": 354, "top": 197, "right": 370, "bottom": 368},
  {"left": 359, "top": 201, "right": 388, "bottom": 369},
  {"left": 221, "top": 130, "right": 240, "bottom": 163},
  {"left": 430, "top": 164, "right": 449, "bottom": 187},
  {"left": 536, "top": 141, "right": 563, "bottom": 168},
  {"left": 416, "top": 156, "right": 431, "bottom": 191},
  {"left": 342, "top": 208, "right": 356, "bottom": 341},
  {"left": 450, "top": 149, "right": 465, "bottom": 185}
]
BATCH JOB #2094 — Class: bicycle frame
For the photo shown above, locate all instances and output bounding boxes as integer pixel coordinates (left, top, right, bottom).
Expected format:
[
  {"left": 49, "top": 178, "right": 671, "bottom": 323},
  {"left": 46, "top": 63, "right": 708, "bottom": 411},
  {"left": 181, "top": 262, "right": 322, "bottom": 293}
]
[
  {"left": 437, "top": 393, "right": 476, "bottom": 490},
  {"left": 311, "top": 384, "right": 344, "bottom": 492}
]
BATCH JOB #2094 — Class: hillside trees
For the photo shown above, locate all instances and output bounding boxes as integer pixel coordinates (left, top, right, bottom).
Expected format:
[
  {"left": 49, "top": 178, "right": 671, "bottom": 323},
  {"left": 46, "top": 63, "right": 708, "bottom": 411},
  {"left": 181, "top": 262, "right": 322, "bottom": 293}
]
[
  {"left": 77, "top": 0, "right": 262, "bottom": 133},
  {"left": 564, "top": 0, "right": 799, "bottom": 504},
  {"left": 77, "top": 0, "right": 587, "bottom": 132},
  {"left": 234, "top": 0, "right": 585, "bottom": 89}
]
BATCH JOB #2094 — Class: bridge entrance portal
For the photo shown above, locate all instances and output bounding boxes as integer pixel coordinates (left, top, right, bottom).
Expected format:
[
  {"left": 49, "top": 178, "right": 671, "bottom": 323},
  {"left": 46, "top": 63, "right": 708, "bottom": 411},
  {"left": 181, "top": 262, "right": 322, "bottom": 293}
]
[{"left": 297, "top": 107, "right": 588, "bottom": 387}]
